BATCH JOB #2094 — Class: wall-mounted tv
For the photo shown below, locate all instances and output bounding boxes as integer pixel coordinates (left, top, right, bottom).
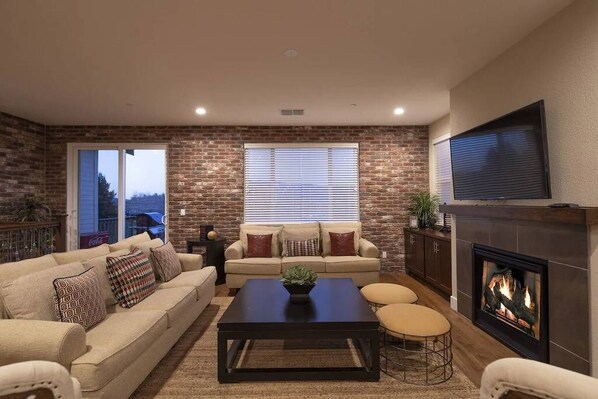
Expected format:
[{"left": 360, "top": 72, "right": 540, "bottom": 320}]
[{"left": 450, "top": 100, "right": 551, "bottom": 200}]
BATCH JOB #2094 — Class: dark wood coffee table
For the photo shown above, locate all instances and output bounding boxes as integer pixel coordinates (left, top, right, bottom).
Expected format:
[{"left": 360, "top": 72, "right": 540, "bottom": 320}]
[{"left": 217, "top": 278, "right": 380, "bottom": 383}]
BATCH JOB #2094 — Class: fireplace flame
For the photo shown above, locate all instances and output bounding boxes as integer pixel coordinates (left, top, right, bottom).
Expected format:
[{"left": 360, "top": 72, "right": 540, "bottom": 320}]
[{"left": 524, "top": 287, "right": 532, "bottom": 308}]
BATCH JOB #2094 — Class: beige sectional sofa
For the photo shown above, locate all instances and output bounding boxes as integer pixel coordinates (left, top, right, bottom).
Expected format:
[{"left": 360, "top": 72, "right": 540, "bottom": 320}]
[
  {"left": 224, "top": 222, "right": 380, "bottom": 288},
  {"left": 0, "top": 232, "right": 216, "bottom": 399}
]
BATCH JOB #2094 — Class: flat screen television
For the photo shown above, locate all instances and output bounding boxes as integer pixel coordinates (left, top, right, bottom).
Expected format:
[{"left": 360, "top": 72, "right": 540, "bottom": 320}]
[{"left": 450, "top": 100, "right": 551, "bottom": 200}]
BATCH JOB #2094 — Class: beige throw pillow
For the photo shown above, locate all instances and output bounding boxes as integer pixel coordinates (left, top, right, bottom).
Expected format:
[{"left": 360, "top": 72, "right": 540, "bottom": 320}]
[
  {"left": 0, "top": 262, "right": 85, "bottom": 320},
  {"left": 150, "top": 242, "right": 182, "bottom": 282}
]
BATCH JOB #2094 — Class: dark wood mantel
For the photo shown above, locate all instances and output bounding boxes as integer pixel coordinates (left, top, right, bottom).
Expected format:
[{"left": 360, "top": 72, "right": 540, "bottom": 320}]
[{"left": 439, "top": 204, "right": 598, "bottom": 226}]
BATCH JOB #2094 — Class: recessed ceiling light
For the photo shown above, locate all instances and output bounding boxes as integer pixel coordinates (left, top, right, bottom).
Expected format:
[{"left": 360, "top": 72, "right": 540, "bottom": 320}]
[
  {"left": 394, "top": 107, "right": 405, "bottom": 116},
  {"left": 195, "top": 107, "right": 207, "bottom": 116},
  {"left": 284, "top": 49, "right": 298, "bottom": 57}
]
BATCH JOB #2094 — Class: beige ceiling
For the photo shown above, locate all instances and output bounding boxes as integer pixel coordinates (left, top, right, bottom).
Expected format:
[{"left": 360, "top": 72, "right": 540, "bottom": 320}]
[{"left": 0, "top": 0, "right": 573, "bottom": 126}]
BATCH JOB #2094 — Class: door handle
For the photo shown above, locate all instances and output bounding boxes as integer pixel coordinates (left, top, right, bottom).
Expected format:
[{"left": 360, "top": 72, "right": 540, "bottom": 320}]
[{"left": 161, "top": 215, "right": 168, "bottom": 225}]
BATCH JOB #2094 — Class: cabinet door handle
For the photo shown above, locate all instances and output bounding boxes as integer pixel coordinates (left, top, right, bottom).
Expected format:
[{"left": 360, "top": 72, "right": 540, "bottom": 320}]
[
  {"left": 433, "top": 241, "right": 439, "bottom": 253},
  {"left": 409, "top": 235, "right": 415, "bottom": 245}
]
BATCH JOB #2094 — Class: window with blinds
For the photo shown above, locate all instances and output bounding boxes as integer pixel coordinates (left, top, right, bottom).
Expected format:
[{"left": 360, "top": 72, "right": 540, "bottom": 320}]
[
  {"left": 244, "top": 143, "right": 359, "bottom": 223},
  {"left": 434, "top": 139, "right": 452, "bottom": 226}
]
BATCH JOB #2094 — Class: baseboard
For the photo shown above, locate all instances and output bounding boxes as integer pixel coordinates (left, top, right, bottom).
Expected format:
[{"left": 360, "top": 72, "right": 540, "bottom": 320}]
[{"left": 450, "top": 295, "right": 458, "bottom": 311}]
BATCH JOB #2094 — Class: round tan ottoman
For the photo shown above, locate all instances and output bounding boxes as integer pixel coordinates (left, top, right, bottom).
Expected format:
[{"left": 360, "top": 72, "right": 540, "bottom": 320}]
[
  {"left": 360, "top": 283, "right": 418, "bottom": 311},
  {"left": 376, "top": 303, "right": 453, "bottom": 385}
]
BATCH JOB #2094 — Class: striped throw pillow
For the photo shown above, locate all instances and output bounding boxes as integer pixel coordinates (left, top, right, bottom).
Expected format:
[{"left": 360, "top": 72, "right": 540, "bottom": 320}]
[
  {"left": 53, "top": 268, "right": 106, "bottom": 330},
  {"left": 283, "top": 238, "right": 319, "bottom": 257},
  {"left": 106, "top": 249, "right": 156, "bottom": 308}
]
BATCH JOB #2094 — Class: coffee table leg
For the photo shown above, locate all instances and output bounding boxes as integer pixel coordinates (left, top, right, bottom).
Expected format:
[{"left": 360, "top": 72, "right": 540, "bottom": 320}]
[{"left": 217, "top": 331, "right": 228, "bottom": 382}]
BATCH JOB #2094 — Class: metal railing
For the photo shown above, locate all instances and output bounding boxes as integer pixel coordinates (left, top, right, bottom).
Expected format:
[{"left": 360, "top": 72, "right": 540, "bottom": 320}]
[
  {"left": 0, "top": 216, "right": 66, "bottom": 263},
  {"left": 97, "top": 216, "right": 138, "bottom": 243}
]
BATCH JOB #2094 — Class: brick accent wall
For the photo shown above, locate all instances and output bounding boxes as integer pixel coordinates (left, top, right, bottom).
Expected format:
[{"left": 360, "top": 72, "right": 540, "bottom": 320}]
[
  {"left": 45, "top": 125, "right": 428, "bottom": 271},
  {"left": 0, "top": 113, "right": 46, "bottom": 222}
]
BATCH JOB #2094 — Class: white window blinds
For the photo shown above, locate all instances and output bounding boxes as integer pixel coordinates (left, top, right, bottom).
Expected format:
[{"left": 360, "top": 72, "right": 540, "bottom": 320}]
[
  {"left": 244, "top": 143, "right": 359, "bottom": 223},
  {"left": 434, "top": 139, "right": 452, "bottom": 225}
]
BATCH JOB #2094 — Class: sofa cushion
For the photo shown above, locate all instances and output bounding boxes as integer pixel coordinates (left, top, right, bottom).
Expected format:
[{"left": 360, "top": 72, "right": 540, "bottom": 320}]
[
  {"left": 157, "top": 266, "right": 217, "bottom": 301},
  {"left": 281, "top": 256, "right": 326, "bottom": 273},
  {"left": 71, "top": 310, "right": 167, "bottom": 391},
  {"left": 82, "top": 249, "right": 130, "bottom": 306},
  {"left": 106, "top": 250, "right": 156, "bottom": 308},
  {"left": 52, "top": 244, "right": 110, "bottom": 265},
  {"left": 246, "top": 234, "right": 273, "bottom": 258},
  {"left": 321, "top": 223, "right": 361, "bottom": 256},
  {"left": 109, "top": 286, "right": 195, "bottom": 328},
  {"left": 150, "top": 241, "right": 182, "bottom": 282},
  {"left": 225, "top": 258, "right": 282, "bottom": 275},
  {"left": 240, "top": 225, "right": 282, "bottom": 257},
  {"left": 283, "top": 238, "right": 320, "bottom": 257},
  {"left": 281, "top": 225, "right": 320, "bottom": 242},
  {"left": 108, "top": 232, "right": 151, "bottom": 252},
  {"left": 330, "top": 231, "right": 357, "bottom": 256},
  {"left": 323, "top": 256, "right": 380, "bottom": 273},
  {"left": 0, "top": 254, "right": 59, "bottom": 282},
  {"left": 131, "top": 238, "right": 164, "bottom": 277},
  {"left": 0, "top": 262, "right": 85, "bottom": 320},
  {"left": 53, "top": 268, "right": 106, "bottom": 330}
]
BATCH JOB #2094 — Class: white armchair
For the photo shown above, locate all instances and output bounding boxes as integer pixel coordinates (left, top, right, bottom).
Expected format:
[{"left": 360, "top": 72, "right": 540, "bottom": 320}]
[
  {"left": 481, "top": 358, "right": 598, "bottom": 399},
  {"left": 0, "top": 361, "right": 82, "bottom": 399}
]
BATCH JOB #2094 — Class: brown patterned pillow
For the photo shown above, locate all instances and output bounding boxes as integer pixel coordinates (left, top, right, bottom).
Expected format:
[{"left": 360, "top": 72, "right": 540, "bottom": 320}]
[
  {"left": 329, "top": 231, "right": 356, "bottom": 256},
  {"left": 106, "top": 249, "right": 156, "bottom": 308},
  {"left": 283, "top": 238, "right": 320, "bottom": 257},
  {"left": 246, "top": 234, "right": 273, "bottom": 258},
  {"left": 53, "top": 268, "right": 106, "bottom": 330},
  {"left": 149, "top": 242, "right": 182, "bottom": 282}
]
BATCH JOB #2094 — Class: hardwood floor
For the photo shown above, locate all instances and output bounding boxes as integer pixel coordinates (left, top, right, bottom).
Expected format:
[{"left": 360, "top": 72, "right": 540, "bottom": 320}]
[{"left": 214, "top": 272, "right": 518, "bottom": 387}]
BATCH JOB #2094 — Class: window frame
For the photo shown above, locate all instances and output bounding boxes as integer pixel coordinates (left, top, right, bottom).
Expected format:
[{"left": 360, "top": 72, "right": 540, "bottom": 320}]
[
  {"left": 432, "top": 134, "right": 452, "bottom": 226},
  {"left": 243, "top": 142, "right": 360, "bottom": 224}
]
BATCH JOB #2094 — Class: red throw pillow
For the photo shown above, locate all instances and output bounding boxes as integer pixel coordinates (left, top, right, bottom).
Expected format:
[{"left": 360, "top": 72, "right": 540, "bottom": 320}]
[
  {"left": 246, "top": 234, "right": 273, "bottom": 258},
  {"left": 329, "top": 231, "right": 356, "bottom": 256}
]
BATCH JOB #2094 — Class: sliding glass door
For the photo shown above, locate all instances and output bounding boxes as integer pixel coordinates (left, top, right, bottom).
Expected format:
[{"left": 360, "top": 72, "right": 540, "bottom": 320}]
[{"left": 67, "top": 144, "right": 167, "bottom": 250}]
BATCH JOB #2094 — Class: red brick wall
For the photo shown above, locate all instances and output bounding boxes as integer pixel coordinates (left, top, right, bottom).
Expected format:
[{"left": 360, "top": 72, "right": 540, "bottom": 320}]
[
  {"left": 0, "top": 113, "right": 46, "bottom": 222},
  {"left": 45, "top": 125, "right": 428, "bottom": 271}
]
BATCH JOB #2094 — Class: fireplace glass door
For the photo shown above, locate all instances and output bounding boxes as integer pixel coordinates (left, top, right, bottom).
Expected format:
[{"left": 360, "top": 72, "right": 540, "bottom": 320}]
[
  {"left": 473, "top": 245, "right": 548, "bottom": 362},
  {"left": 481, "top": 261, "right": 541, "bottom": 339}
]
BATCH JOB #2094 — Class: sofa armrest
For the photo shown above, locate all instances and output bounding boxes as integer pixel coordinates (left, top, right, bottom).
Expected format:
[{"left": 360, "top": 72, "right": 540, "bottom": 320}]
[
  {"left": 177, "top": 253, "right": 203, "bottom": 271},
  {"left": 0, "top": 360, "right": 82, "bottom": 399},
  {"left": 0, "top": 320, "right": 86, "bottom": 369},
  {"left": 225, "top": 240, "right": 244, "bottom": 260},
  {"left": 481, "top": 358, "right": 598, "bottom": 399},
  {"left": 359, "top": 238, "right": 379, "bottom": 258}
]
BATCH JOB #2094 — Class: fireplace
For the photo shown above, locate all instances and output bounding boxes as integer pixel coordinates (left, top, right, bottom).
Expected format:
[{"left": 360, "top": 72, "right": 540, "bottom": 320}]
[{"left": 473, "top": 244, "right": 548, "bottom": 362}]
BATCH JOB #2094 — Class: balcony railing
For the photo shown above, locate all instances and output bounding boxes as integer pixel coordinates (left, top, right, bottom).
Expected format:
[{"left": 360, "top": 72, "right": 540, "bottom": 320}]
[
  {"left": 0, "top": 216, "right": 66, "bottom": 263},
  {"left": 97, "top": 216, "right": 138, "bottom": 244}
]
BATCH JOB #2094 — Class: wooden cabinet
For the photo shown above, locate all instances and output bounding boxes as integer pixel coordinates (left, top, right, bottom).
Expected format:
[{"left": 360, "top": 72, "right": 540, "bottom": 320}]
[{"left": 404, "top": 228, "right": 452, "bottom": 297}]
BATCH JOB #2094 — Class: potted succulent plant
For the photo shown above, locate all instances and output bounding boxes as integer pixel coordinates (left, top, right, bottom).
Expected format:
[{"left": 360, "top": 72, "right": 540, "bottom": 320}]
[
  {"left": 408, "top": 191, "right": 440, "bottom": 229},
  {"left": 281, "top": 265, "right": 318, "bottom": 304}
]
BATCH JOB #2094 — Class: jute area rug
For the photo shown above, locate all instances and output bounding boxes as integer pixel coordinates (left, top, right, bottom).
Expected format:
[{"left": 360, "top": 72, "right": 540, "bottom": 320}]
[{"left": 132, "top": 297, "right": 478, "bottom": 398}]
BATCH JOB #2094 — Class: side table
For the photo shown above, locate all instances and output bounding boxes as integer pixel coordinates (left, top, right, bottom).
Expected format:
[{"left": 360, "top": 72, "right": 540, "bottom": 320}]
[{"left": 186, "top": 237, "right": 226, "bottom": 285}]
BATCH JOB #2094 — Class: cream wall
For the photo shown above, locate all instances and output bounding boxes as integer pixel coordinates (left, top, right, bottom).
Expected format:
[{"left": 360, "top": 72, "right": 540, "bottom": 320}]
[{"left": 449, "top": 0, "right": 598, "bottom": 375}]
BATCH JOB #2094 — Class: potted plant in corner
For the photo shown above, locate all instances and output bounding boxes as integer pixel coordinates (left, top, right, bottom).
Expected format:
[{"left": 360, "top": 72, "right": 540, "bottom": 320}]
[
  {"left": 281, "top": 265, "right": 318, "bottom": 304},
  {"left": 15, "top": 193, "right": 51, "bottom": 222},
  {"left": 408, "top": 191, "right": 440, "bottom": 229}
]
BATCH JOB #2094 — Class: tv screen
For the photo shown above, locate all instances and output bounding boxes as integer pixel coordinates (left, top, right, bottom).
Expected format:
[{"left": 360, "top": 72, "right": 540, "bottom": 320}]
[{"left": 450, "top": 100, "right": 551, "bottom": 200}]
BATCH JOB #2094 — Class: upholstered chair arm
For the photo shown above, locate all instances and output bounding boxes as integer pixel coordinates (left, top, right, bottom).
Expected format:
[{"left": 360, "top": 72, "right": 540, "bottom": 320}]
[
  {"left": 359, "top": 238, "right": 379, "bottom": 258},
  {"left": 0, "top": 360, "right": 82, "bottom": 399},
  {"left": 480, "top": 358, "right": 598, "bottom": 399},
  {"left": 0, "top": 320, "right": 86, "bottom": 369},
  {"left": 176, "top": 253, "right": 203, "bottom": 271},
  {"left": 225, "top": 240, "right": 244, "bottom": 260}
]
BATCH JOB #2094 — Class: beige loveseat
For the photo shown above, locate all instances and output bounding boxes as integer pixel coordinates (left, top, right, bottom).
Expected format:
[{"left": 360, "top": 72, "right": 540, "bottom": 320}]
[
  {"left": 0, "top": 232, "right": 217, "bottom": 399},
  {"left": 224, "top": 222, "right": 380, "bottom": 289}
]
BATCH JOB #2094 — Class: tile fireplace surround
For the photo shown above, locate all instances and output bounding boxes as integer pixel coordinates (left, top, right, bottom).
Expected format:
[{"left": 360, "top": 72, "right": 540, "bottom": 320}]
[{"left": 440, "top": 205, "right": 598, "bottom": 376}]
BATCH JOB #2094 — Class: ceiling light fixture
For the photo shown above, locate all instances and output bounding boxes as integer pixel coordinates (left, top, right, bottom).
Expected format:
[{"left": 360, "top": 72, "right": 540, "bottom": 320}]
[
  {"left": 284, "top": 49, "right": 298, "bottom": 58},
  {"left": 195, "top": 107, "right": 207, "bottom": 116},
  {"left": 394, "top": 107, "right": 405, "bottom": 116}
]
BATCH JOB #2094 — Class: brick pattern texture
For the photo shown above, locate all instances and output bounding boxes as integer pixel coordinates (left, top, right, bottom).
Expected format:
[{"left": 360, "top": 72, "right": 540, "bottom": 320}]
[
  {"left": 0, "top": 113, "right": 46, "bottom": 222},
  {"left": 45, "top": 125, "right": 429, "bottom": 271}
]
